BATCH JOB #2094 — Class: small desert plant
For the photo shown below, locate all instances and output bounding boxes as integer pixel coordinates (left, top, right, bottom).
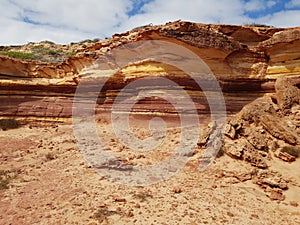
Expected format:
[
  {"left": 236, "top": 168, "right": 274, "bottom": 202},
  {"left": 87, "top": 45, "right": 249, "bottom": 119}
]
[
  {"left": 41, "top": 40, "right": 55, "bottom": 45},
  {"left": 80, "top": 39, "right": 93, "bottom": 43},
  {"left": 132, "top": 191, "right": 153, "bottom": 202},
  {"left": 0, "top": 170, "right": 10, "bottom": 190},
  {"left": 67, "top": 51, "right": 77, "bottom": 56},
  {"left": 132, "top": 23, "right": 153, "bottom": 31},
  {"left": 45, "top": 153, "right": 55, "bottom": 161},
  {"left": 32, "top": 45, "right": 44, "bottom": 50},
  {"left": 0, "top": 177, "right": 9, "bottom": 190},
  {"left": 216, "top": 149, "right": 224, "bottom": 158},
  {"left": 0, "top": 170, "right": 15, "bottom": 190},
  {"left": 93, "top": 207, "right": 122, "bottom": 220},
  {"left": 32, "top": 46, "right": 62, "bottom": 56},
  {"left": 46, "top": 50, "right": 62, "bottom": 56},
  {"left": 0, "top": 119, "right": 20, "bottom": 130},
  {"left": 280, "top": 146, "right": 300, "bottom": 158}
]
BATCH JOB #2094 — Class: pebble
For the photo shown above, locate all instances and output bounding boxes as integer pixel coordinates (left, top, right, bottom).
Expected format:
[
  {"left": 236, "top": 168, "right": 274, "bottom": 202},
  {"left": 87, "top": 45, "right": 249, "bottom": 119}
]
[
  {"left": 290, "top": 201, "right": 299, "bottom": 207},
  {"left": 173, "top": 187, "right": 182, "bottom": 194}
]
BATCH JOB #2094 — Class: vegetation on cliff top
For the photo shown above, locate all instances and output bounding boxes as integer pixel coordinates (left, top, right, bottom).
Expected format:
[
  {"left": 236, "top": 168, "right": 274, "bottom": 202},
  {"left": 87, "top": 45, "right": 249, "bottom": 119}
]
[
  {"left": 0, "top": 51, "right": 37, "bottom": 60},
  {"left": 243, "top": 22, "right": 274, "bottom": 28},
  {"left": 0, "top": 41, "right": 81, "bottom": 63}
]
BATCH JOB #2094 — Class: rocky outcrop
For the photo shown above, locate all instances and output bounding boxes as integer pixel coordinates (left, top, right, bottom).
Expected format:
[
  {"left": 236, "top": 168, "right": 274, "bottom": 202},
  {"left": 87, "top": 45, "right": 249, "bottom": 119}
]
[
  {"left": 220, "top": 75, "right": 300, "bottom": 200},
  {"left": 223, "top": 76, "right": 300, "bottom": 166}
]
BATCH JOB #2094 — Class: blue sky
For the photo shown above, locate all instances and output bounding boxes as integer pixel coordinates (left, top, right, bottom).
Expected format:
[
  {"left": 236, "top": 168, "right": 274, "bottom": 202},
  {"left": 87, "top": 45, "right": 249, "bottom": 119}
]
[
  {"left": 0, "top": 0, "right": 299, "bottom": 45},
  {"left": 244, "top": 0, "right": 299, "bottom": 18}
]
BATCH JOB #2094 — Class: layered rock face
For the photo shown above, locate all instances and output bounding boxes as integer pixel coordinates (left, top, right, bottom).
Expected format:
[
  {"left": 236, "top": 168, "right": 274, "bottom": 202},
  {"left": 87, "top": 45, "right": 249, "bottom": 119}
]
[{"left": 0, "top": 21, "right": 299, "bottom": 120}]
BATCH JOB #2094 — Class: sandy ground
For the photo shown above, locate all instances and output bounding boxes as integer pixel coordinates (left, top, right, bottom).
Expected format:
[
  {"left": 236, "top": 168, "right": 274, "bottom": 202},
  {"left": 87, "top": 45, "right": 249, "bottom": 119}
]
[{"left": 0, "top": 116, "right": 299, "bottom": 225}]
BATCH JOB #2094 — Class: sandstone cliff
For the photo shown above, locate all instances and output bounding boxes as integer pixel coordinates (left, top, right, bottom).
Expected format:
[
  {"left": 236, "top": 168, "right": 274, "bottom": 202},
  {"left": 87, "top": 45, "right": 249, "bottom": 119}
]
[{"left": 1, "top": 21, "right": 299, "bottom": 119}]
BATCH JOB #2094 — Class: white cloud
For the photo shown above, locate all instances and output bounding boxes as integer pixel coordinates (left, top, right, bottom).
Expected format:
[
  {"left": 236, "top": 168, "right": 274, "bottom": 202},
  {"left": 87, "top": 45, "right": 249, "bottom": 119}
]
[
  {"left": 119, "top": 0, "right": 248, "bottom": 32},
  {"left": 244, "top": 0, "right": 278, "bottom": 12},
  {"left": 0, "top": 0, "right": 133, "bottom": 45},
  {"left": 285, "top": 0, "right": 300, "bottom": 8},
  {"left": 257, "top": 10, "right": 300, "bottom": 27},
  {"left": 0, "top": 0, "right": 298, "bottom": 45},
  {"left": 143, "top": 0, "right": 246, "bottom": 23},
  {"left": 267, "top": 0, "right": 277, "bottom": 8},
  {"left": 14, "top": 0, "right": 132, "bottom": 33},
  {"left": 245, "top": 0, "right": 266, "bottom": 12}
]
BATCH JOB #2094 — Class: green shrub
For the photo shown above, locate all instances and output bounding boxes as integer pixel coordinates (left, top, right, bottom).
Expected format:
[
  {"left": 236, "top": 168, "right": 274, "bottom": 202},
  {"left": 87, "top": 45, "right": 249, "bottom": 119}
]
[
  {"left": 47, "top": 50, "right": 61, "bottom": 56},
  {"left": 32, "top": 46, "right": 62, "bottom": 56},
  {"left": 0, "top": 119, "right": 20, "bottom": 130},
  {"left": 80, "top": 39, "right": 93, "bottom": 43},
  {"left": 244, "top": 23, "right": 274, "bottom": 28},
  {"left": 68, "top": 51, "right": 77, "bottom": 56},
  {"left": 41, "top": 40, "right": 55, "bottom": 45},
  {"left": 0, "top": 51, "right": 37, "bottom": 60},
  {"left": 281, "top": 146, "right": 300, "bottom": 158},
  {"left": 32, "top": 45, "right": 44, "bottom": 50}
]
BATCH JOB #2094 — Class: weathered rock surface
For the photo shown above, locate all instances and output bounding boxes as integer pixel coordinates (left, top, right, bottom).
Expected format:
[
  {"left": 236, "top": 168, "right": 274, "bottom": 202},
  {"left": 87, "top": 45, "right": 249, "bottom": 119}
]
[
  {"left": 222, "top": 76, "right": 300, "bottom": 165},
  {"left": 220, "top": 75, "right": 300, "bottom": 200},
  {"left": 0, "top": 21, "right": 299, "bottom": 119}
]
